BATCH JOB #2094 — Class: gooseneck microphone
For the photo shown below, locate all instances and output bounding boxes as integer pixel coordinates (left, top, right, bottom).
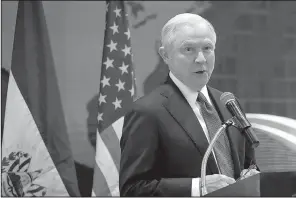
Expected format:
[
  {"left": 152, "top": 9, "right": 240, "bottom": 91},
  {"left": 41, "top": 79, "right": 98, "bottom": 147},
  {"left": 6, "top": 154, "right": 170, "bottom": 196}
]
[{"left": 220, "top": 92, "right": 260, "bottom": 148}]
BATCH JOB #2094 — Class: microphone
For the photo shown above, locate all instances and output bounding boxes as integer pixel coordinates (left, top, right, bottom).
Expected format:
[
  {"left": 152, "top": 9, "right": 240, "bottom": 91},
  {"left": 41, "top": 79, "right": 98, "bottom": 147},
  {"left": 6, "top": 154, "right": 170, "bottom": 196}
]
[{"left": 220, "top": 92, "right": 260, "bottom": 148}]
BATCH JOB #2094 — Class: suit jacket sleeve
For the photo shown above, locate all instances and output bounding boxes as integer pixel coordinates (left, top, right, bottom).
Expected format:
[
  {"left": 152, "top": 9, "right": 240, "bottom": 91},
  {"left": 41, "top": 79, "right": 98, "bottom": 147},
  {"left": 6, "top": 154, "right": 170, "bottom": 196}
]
[{"left": 119, "top": 109, "right": 192, "bottom": 196}]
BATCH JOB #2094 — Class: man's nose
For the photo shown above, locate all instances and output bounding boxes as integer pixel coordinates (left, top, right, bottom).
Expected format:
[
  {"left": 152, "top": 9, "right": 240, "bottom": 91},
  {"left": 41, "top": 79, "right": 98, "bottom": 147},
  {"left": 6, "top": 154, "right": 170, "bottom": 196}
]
[{"left": 195, "top": 51, "right": 206, "bottom": 64}]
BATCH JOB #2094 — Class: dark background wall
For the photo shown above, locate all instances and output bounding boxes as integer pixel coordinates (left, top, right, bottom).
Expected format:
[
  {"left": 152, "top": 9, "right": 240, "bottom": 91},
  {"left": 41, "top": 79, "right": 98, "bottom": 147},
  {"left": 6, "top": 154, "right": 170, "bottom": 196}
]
[{"left": 206, "top": 1, "right": 296, "bottom": 119}]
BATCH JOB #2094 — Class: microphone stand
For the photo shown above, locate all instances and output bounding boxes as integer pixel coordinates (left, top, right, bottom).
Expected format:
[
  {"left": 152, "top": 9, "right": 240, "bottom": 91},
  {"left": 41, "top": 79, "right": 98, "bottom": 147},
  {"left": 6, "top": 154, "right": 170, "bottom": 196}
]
[{"left": 199, "top": 119, "right": 235, "bottom": 196}]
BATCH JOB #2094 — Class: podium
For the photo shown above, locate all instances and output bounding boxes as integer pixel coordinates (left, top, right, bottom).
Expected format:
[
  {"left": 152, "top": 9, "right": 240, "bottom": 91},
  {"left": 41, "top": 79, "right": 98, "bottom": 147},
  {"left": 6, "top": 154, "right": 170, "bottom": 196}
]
[{"left": 205, "top": 171, "right": 296, "bottom": 197}]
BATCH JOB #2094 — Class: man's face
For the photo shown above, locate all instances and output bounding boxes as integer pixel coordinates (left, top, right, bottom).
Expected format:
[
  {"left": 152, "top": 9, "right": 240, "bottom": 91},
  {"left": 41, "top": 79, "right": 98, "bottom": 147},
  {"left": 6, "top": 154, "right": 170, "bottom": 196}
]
[{"left": 162, "top": 22, "right": 216, "bottom": 91}]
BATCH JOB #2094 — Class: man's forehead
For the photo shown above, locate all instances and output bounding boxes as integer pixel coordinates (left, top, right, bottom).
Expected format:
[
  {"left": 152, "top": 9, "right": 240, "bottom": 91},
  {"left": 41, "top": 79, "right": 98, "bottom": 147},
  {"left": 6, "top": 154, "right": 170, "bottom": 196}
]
[
  {"left": 162, "top": 13, "right": 212, "bottom": 38},
  {"left": 180, "top": 38, "right": 214, "bottom": 46},
  {"left": 177, "top": 22, "right": 212, "bottom": 34},
  {"left": 173, "top": 25, "right": 216, "bottom": 43}
]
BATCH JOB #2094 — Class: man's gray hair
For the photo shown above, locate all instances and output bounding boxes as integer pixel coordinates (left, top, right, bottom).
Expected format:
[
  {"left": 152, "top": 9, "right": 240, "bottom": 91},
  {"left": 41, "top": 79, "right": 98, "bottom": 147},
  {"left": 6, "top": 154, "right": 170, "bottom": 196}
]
[{"left": 160, "top": 13, "right": 216, "bottom": 50}]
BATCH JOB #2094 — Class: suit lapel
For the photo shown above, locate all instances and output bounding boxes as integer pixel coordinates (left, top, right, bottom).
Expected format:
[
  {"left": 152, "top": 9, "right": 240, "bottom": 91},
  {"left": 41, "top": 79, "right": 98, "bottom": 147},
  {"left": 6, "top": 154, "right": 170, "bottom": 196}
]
[
  {"left": 207, "top": 87, "right": 243, "bottom": 178},
  {"left": 161, "top": 78, "right": 219, "bottom": 174}
]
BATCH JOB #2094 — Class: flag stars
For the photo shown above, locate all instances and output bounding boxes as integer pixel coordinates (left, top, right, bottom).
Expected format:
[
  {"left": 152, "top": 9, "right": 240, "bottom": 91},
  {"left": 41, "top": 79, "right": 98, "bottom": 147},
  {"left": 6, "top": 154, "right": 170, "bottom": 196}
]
[
  {"left": 98, "top": 93, "right": 107, "bottom": 105},
  {"left": 121, "top": 45, "right": 131, "bottom": 57},
  {"left": 112, "top": 97, "right": 122, "bottom": 110},
  {"left": 106, "top": 40, "right": 117, "bottom": 52},
  {"left": 119, "top": 62, "right": 129, "bottom": 75},
  {"left": 97, "top": 112, "right": 103, "bottom": 122},
  {"left": 103, "top": 57, "right": 114, "bottom": 70},
  {"left": 115, "top": 79, "right": 125, "bottom": 92},
  {"left": 113, "top": 6, "right": 122, "bottom": 18},
  {"left": 110, "top": 22, "right": 119, "bottom": 35},
  {"left": 100, "top": 76, "right": 111, "bottom": 88},
  {"left": 99, "top": 3, "right": 136, "bottom": 121},
  {"left": 124, "top": 28, "right": 131, "bottom": 40},
  {"left": 129, "top": 86, "right": 135, "bottom": 97}
]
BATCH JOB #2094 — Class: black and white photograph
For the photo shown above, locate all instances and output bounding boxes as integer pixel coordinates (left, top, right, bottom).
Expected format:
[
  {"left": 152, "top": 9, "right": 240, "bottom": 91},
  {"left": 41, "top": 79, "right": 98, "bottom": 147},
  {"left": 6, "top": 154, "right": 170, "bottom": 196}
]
[{"left": 1, "top": 1, "right": 296, "bottom": 197}]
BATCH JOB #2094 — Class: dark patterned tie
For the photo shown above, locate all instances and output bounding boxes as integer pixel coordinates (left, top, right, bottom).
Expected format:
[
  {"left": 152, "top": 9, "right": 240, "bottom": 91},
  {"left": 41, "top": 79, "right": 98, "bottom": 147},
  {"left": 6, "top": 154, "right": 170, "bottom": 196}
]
[{"left": 197, "top": 92, "right": 234, "bottom": 178}]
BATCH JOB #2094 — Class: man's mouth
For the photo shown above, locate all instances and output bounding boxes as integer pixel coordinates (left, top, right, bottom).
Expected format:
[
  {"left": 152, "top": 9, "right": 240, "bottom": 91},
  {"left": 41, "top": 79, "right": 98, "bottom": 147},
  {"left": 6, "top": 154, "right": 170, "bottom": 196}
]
[{"left": 195, "top": 70, "right": 206, "bottom": 74}]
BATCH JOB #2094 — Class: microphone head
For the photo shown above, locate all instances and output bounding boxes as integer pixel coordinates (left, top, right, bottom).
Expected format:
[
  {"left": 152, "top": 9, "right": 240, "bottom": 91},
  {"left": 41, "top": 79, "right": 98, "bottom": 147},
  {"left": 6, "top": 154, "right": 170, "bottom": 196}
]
[{"left": 220, "top": 92, "right": 235, "bottom": 105}]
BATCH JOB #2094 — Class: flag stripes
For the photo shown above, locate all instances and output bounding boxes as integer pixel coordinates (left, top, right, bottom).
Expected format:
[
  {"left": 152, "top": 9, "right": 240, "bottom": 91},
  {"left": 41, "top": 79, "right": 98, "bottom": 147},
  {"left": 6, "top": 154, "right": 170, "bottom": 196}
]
[
  {"left": 2, "top": 73, "right": 68, "bottom": 196},
  {"left": 92, "top": 0, "right": 136, "bottom": 196},
  {"left": 92, "top": 164, "right": 111, "bottom": 196},
  {"left": 1, "top": 1, "right": 80, "bottom": 196},
  {"left": 93, "top": 116, "right": 125, "bottom": 196},
  {"left": 95, "top": 127, "right": 120, "bottom": 196},
  {"left": 99, "top": 125, "right": 121, "bottom": 171},
  {"left": 111, "top": 115, "right": 125, "bottom": 140}
]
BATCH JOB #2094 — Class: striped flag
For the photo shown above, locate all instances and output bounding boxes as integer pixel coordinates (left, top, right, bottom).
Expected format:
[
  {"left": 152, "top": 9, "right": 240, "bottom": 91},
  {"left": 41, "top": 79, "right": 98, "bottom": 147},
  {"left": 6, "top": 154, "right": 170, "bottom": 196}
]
[
  {"left": 1, "top": 1, "right": 80, "bottom": 196},
  {"left": 92, "top": 1, "right": 136, "bottom": 196}
]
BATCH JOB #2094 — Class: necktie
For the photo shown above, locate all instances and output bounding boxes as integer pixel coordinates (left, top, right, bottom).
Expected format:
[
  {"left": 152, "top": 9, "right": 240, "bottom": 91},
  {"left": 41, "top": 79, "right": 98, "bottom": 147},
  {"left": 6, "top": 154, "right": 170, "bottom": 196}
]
[{"left": 197, "top": 92, "right": 234, "bottom": 178}]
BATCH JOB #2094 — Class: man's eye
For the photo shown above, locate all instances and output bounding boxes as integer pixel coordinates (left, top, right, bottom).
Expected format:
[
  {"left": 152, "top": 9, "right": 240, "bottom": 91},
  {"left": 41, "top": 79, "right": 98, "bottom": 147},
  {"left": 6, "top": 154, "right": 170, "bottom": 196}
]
[
  {"left": 204, "top": 46, "right": 213, "bottom": 51},
  {"left": 185, "top": 47, "right": 193, "bottom": 52}
]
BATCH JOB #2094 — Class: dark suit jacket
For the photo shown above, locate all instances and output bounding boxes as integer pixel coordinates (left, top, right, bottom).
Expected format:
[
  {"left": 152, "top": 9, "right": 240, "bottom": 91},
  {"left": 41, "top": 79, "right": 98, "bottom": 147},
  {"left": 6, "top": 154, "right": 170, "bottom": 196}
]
[{"left": 119, "top": 77, "right": 256, "bottom": 196}]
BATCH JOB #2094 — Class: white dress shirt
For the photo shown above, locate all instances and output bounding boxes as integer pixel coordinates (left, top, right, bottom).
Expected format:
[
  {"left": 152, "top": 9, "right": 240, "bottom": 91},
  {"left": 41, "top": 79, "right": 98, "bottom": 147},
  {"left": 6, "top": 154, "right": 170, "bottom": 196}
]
[{"left": 169, "top": 72, "right": 221, "bottom": 196}]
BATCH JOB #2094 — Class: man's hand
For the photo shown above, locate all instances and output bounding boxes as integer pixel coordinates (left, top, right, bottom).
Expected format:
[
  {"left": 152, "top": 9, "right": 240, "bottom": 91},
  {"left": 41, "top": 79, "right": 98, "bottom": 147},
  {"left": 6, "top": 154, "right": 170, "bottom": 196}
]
[
  {"left": 205, "top": 174, "right": 235, "bottom": 194},
  {"left": 238, "top": 168, "right": 260, "bottom": 181}
]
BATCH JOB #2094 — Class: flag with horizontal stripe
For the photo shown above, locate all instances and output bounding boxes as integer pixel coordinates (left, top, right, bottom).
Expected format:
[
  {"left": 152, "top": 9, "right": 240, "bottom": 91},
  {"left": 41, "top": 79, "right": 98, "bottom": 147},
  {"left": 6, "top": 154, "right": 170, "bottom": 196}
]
[
  {"left": 92, "top": 0, "right": 136, "bottom": 196},
  {"left": 1, "top": 1, "right": 80, "bottom": 196}
]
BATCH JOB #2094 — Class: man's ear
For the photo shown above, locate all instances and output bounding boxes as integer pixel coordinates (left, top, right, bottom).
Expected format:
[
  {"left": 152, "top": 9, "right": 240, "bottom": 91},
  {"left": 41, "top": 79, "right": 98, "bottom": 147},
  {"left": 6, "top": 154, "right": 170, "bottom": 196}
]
[{"left": 158, "top": 46, "right": 169, "bottom": 64}]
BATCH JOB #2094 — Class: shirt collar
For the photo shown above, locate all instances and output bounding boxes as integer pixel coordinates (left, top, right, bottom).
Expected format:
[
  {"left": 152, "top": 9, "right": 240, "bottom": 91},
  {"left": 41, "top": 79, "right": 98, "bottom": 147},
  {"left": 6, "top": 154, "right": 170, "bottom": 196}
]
[{"left": 169, "top": 71, "right": 212, "bottom": 106}]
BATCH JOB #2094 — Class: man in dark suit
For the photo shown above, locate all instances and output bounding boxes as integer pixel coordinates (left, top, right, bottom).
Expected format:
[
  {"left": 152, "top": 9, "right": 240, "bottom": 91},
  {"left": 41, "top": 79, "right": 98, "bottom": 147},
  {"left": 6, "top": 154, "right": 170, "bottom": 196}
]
[{"left": 119, "top": 13, "right": 259, "bottom": 196}]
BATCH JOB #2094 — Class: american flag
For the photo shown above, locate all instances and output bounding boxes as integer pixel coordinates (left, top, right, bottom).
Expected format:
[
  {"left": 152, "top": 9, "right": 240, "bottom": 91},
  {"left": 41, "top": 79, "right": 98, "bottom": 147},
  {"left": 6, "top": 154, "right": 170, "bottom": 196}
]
[{"left": 92, "top": 1, "right": 136, "bottom": 196}]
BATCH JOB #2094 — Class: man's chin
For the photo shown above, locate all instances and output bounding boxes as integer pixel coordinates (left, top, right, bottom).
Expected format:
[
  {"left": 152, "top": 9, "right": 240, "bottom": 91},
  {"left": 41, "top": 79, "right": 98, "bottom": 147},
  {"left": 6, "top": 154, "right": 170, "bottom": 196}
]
[
  {"left": 187, "top": 82, "right": 208, "bottom": 91},
  {"left": 191, "top": 78, "right": 209, "bottom": 91}
]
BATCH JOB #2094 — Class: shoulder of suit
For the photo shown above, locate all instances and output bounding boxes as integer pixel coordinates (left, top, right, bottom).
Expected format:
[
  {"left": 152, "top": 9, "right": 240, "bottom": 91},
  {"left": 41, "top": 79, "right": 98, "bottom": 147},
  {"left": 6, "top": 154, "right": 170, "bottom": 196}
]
[
  {"left": 208, "top": 86, "right": 242, "bottom": 101},
  {"left": 207, "top": 86, "right": 223, "bottom": 96},
  {"left": 132, "top": 84, "right": 173, "bottom": 110}
]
